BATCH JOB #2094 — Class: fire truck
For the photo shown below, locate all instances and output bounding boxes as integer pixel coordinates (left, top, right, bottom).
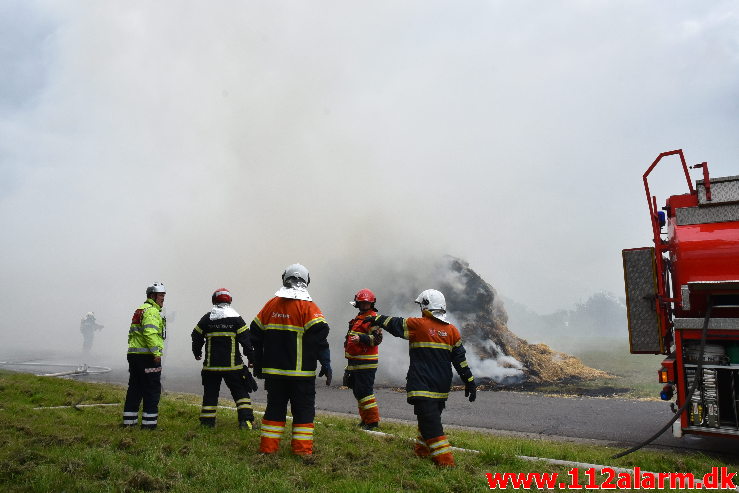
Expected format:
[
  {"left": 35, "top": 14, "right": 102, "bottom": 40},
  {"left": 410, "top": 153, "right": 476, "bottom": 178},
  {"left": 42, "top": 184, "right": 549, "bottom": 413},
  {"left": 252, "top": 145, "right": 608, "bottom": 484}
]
[{"left": 623, "top": 149, "right": 739, "bottom": 439}]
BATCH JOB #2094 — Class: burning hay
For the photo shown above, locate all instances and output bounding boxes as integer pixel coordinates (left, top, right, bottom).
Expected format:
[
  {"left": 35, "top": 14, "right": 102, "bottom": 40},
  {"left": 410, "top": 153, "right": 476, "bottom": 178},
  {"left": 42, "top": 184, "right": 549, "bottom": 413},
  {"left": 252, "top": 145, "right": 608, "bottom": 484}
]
[{"left": 431, "top": 256, "right": 610, "bottom": 385}]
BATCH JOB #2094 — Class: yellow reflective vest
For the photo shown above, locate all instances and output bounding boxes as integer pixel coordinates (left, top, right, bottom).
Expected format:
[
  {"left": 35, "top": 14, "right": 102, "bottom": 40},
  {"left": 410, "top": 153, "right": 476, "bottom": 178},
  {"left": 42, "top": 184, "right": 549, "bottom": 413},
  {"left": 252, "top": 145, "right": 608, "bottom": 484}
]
[{"left": 128, "top": 298, "right": 165, "bottom": 357}]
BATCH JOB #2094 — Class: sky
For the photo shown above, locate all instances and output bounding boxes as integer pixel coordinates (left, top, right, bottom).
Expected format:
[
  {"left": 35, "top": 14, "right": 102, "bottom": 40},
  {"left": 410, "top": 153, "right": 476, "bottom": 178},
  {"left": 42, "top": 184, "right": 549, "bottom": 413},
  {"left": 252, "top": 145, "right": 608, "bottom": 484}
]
[{"left": 1, "top": 1, "right": 738, "bottom": 367}]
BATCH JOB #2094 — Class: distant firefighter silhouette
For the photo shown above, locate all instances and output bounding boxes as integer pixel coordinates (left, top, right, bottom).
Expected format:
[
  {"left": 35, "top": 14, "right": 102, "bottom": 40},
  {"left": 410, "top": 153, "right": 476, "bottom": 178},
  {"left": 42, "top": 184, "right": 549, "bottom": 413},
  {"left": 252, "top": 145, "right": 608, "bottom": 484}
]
[{"left": 80, "top": 312, "right": 103, "bottom": 353}]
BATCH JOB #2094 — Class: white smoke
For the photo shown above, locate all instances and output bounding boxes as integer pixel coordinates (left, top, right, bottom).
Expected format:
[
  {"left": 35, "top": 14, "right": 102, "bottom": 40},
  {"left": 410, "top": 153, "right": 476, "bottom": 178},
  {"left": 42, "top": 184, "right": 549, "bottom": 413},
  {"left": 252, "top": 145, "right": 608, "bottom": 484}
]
[
  {"left": 374, "top": 319, "right": 526, "bottom": 386},
  {"left": 466, "top": 340, "right": 524, "bottom": 384},
  {"left": 339, "top": 257, "right": 526, "bottom": 386}
]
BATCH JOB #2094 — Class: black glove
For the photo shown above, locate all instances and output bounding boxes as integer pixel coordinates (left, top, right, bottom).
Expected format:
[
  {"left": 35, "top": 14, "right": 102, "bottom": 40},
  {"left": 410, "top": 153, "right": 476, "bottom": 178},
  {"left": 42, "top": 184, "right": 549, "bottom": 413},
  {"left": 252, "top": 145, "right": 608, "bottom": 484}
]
[
  {"left": 371, "top": 329, "right": 383, "bottom": 346},
  {"left": 342, "top": 370, "right": 354, "bottom": 388},
  {"left": 318, "top": 366, "right": 332, "bottom": 386},
  {"left": 465, "top": 378, "right": 477, "bottom": 402},
  {"left": 243, "top": 368, "right": 259, "bottom": 392},
  {"left": 253, "top": 366, "right": 263, "bottom": 379}
]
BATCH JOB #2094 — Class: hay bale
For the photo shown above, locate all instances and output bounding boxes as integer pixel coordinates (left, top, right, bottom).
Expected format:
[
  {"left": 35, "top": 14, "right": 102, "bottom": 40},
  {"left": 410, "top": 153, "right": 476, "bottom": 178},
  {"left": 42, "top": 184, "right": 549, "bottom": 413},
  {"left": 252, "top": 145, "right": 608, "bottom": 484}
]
[{"left": 438, "top": 257, "right": 609, "bottom": 385}]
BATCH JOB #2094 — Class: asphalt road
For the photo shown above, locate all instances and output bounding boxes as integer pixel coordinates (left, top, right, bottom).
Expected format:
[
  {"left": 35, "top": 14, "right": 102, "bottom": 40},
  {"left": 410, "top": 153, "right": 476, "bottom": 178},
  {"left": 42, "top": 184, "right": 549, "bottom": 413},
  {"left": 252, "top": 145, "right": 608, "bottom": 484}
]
[{"left": 4, "top": 358, "right": 739, "bottom": 458}]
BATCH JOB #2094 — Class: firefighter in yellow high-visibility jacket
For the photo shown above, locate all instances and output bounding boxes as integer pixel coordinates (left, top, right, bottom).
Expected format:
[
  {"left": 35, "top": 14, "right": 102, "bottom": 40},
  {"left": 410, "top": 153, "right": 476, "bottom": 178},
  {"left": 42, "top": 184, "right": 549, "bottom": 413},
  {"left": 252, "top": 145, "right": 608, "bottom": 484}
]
[{"left": 123, "top": 282, "right": 167, "bottom": 429}]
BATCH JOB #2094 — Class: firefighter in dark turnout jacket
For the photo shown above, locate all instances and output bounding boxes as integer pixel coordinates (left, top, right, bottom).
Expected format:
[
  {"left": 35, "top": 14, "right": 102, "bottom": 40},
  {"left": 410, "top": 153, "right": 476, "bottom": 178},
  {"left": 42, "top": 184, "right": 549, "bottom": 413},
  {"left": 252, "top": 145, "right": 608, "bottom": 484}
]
[
  {"left": 123, "top": 282, "right": 167, "bottom": 429},
  {"left": 365, "top": 289, "right": 476, "bottom": 467},
  {"left": 250, "top": 263, "right": 332, "bottom": 456},
  {"left": 191, "top": 288, "right": 258, "bottom": 429},
  {"left": 344, "top": 288, "right": 382, "bottom": 429}
]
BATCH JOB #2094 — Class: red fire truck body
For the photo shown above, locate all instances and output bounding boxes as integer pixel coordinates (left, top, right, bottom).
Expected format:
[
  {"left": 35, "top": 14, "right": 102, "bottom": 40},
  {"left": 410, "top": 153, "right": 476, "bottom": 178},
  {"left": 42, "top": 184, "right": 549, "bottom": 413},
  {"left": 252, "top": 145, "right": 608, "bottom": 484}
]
[{"left": 623, "top": 149, "right": 739, "bottom": 438}]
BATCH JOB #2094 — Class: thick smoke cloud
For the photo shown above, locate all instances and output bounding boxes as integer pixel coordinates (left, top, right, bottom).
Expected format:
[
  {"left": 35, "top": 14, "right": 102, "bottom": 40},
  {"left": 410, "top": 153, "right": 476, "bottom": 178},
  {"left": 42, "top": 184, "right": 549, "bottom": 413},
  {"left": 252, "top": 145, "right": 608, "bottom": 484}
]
[{"left": 1, "top": 2, "right": 739, "bottom": 372}]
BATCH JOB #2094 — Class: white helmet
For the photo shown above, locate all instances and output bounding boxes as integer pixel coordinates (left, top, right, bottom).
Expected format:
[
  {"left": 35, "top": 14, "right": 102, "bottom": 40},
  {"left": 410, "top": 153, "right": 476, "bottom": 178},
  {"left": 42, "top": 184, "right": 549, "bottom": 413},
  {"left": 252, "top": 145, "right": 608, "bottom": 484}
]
[
  {"left": 146, "top": 282, "right": 166, "bottom": 295},
  {"left": 282, "top": 263, "right": 310, "bottom": 286},
  {"left": 85, "top": 312, "right": 94, "bottom": 318},
  {"left": 415, "top": 289, "right": 446, "bottom": 312}
]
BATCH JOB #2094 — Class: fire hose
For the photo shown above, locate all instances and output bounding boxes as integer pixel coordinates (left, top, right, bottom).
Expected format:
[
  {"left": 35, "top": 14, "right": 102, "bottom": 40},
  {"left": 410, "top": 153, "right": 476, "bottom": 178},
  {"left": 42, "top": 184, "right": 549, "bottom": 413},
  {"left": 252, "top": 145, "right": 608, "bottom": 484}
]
[
  {"left": 611, "top": 302, "right": 713, "bottom": 459},
  {"left": 0, "top": 361, "right": 112, "bottom": 377}
]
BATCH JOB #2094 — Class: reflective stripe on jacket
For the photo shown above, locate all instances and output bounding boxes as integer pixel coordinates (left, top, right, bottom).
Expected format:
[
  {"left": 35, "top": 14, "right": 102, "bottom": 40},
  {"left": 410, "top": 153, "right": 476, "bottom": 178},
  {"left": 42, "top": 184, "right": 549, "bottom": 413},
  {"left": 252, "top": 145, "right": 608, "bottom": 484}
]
[
  {"left": 128, "top": 299, "right": 165, "bottom": 356},
  {"left": 376, "top": 312, "right": 473, "bottom": 401},
  {"left": 191, "top": 309, "right": 252, "bottom": 371},
  {"left": 250, "top": 296, "right": 330, "bottom": 379}
]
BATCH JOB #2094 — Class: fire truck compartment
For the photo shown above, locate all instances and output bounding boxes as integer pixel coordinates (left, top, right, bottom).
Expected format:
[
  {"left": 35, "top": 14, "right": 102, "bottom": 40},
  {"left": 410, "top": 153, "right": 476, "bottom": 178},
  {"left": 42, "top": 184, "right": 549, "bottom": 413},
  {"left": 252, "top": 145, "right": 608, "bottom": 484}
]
[
  {"left": 683, "top": 364, "right": 739, "bottom": 435},
  {"left": 697, "top": 175, "right": 739, "bottom": 205},
  {"left": 674, "top": 318, "right": 739, "bottom": 330},
  {"left": 622, "top": 247, "right": 662, "bottom": 353},
  {"left": 676, "top": 204, "right": 739, "bottom": 225}
]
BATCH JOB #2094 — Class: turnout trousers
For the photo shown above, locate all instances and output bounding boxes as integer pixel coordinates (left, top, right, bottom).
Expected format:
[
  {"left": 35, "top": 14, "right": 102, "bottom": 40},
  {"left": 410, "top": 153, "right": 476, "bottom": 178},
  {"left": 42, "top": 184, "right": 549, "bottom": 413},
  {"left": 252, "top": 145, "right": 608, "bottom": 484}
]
[
  {"left": 200, "top": 369, "right": 254, "bottom": 426},
  {"left": 348, "top": 369, "right": 380, "bottom": 426},
  {"left": 123, "top": 354, "right": 162, "bottom": 429},
  {"left": 259, "top": 378, "right": 316, "bottom": 455},
  {"left": 411, "top": 399, "right": 455, "bottom": 467}
]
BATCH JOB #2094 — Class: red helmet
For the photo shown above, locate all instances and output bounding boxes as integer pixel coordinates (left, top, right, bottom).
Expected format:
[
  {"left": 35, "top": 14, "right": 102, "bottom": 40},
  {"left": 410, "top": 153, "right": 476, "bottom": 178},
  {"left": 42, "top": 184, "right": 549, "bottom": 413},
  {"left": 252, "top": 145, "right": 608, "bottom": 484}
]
[
  {"left": 354, "top": 289, "right": 376, "bottom": 304},
  {"left": 212, "top": 288, "right": 232, "bottom": 304}
]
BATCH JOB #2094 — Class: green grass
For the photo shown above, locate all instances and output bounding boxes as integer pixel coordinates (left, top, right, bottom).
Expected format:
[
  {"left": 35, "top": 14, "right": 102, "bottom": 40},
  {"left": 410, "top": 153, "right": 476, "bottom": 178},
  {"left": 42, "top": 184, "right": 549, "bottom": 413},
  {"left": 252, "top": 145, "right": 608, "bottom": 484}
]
[
  {"left": 0, "top": 370, "right": 736, "bottom": 492},
  {"left": 576, "top": 344, "right": 667, "bottom": 398},
  {"left": 510, "top": 345, "right": 667, "bottom": 399}
]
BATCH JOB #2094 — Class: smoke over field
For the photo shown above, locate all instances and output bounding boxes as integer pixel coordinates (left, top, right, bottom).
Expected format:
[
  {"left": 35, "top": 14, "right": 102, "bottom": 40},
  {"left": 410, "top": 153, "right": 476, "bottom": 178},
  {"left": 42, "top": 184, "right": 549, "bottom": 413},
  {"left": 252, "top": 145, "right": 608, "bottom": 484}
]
[
  {"left": 2, "top": 3, "right": 737, "bottom": 383},
  {"left": 324, "top": 256, "right": 608, "bottom": 386},
  {"left": 1, "top": 253, "right": 607, "bottom": 391}
]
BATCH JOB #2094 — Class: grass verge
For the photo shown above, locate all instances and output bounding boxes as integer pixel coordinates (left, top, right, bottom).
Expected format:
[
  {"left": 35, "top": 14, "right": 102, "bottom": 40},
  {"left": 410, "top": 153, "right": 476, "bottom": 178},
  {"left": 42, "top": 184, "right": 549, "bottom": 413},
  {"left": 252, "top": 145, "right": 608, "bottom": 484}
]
[
  {"left": 573, "top": 344, "right": 667, "bottom": 399},
  {"left": 0, "top": 370, "right": 736, "bottom": 492}
]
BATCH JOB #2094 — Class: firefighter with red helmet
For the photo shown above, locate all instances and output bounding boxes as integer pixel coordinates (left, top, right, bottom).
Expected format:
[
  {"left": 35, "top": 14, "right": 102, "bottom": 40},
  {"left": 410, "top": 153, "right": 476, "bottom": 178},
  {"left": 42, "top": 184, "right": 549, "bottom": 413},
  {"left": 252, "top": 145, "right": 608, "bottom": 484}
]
[
  {"left": 249, "top": 263, "right": 332, "bottom": 456},
  {"left": 344, "top": 288, "right": 383, "bottom": 429},
  {"left": 191, "top": 288, "right": 258, "bottom": 429},
  {"left": 365, "top": 289, "right": 476, "bottom": 467}
]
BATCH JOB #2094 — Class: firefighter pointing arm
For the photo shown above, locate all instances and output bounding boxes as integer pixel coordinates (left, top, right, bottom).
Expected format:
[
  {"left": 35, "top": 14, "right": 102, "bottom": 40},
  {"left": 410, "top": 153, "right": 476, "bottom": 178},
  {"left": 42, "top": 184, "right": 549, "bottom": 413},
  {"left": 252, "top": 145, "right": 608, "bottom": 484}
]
[{"left": 365, "top": 289, "right": 476, "bottom": 468}]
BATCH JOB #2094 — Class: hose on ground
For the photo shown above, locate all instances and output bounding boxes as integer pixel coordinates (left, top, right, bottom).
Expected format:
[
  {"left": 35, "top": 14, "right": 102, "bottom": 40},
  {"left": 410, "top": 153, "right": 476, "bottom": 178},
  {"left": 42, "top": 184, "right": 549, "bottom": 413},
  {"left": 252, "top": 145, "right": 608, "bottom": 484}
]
[
  {"left": 611, "top": 303, "right": 713, "bottom": 459},
  {"left": 0, "top": 361, "right": 112, "bottom": 376}
]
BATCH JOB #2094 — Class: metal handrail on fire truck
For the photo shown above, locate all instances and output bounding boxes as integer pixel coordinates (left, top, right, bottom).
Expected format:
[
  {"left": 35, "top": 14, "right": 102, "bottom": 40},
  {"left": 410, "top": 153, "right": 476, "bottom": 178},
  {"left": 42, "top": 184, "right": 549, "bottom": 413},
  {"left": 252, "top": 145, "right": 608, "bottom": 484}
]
[{"left": 642, "top": 150, "right": 695, "bottom": 345}]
